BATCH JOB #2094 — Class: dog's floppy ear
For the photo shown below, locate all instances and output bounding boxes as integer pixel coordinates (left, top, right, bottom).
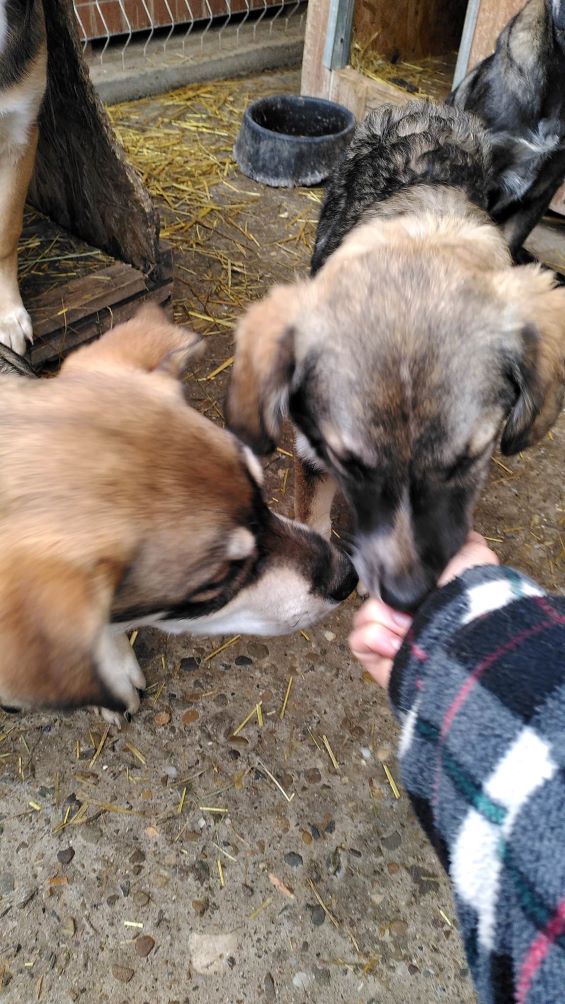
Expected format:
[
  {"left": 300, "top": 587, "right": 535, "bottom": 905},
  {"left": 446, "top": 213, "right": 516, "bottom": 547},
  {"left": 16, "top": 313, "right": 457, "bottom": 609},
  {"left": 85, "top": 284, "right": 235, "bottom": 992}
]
[
  {"left": 0, "top": 551, "right": 123, "bottom": 712},
  {"left": 496, "top": 266, "right": 565, "bottom": 455},
  {"left": 61, "top": 303, "right": 202, "bottom": 380},
  {"left": 225, "top": 283, "right": 306, "bottom": 454}
]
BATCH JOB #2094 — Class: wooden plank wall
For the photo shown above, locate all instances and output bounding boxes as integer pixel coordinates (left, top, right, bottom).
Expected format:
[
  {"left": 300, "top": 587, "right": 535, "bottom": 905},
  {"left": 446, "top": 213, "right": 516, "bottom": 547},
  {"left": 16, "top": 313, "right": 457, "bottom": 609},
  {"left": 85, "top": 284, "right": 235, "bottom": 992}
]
[{"left": 353, "top": 0, "right": 467, "bottom": 62}]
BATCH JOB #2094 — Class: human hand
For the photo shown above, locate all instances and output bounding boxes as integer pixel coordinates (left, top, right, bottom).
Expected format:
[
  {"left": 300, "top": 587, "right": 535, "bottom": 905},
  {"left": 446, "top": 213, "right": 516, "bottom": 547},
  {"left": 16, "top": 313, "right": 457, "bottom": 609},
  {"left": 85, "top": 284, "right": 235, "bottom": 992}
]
[
  {"left": 348, "top": 600, "right": 412, "bottom": 689},
  {"left": 349, "top": 531, "right": 499, "bottom": 688},
  {"left": 437, "top": 530, "right": 499, "bottom": 586}
]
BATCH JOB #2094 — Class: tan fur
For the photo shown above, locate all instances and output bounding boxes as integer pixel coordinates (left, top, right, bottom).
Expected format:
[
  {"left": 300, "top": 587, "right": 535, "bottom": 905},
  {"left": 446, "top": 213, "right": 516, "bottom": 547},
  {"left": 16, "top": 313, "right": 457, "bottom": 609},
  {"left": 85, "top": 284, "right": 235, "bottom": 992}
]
[
  {"left": 0, "top": 306, "right": 355, "bottom": 711},
  {"left": 62, "top": 302, "right": 202, "bottom": 379},
  {"left": 334, "top": 187, "right": 512, "bottom": 274},
  {"left": 227, "top": 207, "right": 565, "bottom": 604},
  {"left": 0, "top": 550, "right": 119, "bottom": 708},
  {"left": 227, "top": 284, "right": 307, "bottom": 451},
  {"left": 0, "top": 313, "right": 247, "bottom": 708},
  {"left": 490, "top": 264, "right": 565, "bottom": 446}
]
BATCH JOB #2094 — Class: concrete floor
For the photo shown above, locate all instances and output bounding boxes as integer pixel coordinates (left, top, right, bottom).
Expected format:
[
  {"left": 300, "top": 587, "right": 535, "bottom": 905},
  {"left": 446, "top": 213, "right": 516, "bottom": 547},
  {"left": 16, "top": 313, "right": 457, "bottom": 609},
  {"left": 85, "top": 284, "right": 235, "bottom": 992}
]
[{"left": 0, "top": 69, "right": 563, "bottom": 1004}]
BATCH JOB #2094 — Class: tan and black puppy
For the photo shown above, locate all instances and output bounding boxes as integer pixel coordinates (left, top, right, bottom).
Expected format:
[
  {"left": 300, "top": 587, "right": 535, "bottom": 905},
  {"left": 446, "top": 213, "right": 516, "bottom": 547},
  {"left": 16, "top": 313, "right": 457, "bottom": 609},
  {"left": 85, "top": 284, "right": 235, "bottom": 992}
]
[
  {"left": 0, "top": 0, "right": 47, "bottom": 354},
  {"left": 227, "top": 193, "right": 565, "bottom": 613},
  {"left": 0, "top": 304, "right": 356, "bottom": 720}
]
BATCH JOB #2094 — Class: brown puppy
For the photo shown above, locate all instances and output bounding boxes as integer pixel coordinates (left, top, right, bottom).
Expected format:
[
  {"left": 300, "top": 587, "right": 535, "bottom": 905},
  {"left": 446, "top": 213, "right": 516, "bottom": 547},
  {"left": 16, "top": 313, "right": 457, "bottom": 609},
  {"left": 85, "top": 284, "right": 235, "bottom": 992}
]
[
  {"left": 0, "top": 0, "right": 47, "bottom": 354},
  {"left": 0, "top": 304, "right": 356, "bottom": 719},
  {"left": 226, "top": 199, "right": 565, "bottom": 611}
]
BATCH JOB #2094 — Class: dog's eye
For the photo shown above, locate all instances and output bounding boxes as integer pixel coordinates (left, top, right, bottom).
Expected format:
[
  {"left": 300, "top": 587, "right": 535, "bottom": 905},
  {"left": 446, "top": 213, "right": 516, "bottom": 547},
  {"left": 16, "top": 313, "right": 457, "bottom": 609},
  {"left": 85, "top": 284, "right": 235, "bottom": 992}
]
[
  {"left": 443, "top": 443, "right": 491, "bottom": 482},
  {"left": 187, "top": 564, "right": 233, "bottom": 603},
  {"left": 326, "top": 446, "right": 371, "bottom": 480},
  {"left": 443, "top": 454, "right": 476, "bottom": 481}
]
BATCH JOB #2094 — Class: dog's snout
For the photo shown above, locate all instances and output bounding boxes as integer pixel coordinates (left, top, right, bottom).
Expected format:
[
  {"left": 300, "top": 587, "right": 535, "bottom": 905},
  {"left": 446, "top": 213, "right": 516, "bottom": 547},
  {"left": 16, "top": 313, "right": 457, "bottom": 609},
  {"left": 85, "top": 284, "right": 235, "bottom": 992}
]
[
  {"left": 329, "top": 549, "right": 358, "bottom": 602},
  {"left": 380, "top": 569, "right": 435, "bottom": 615}
]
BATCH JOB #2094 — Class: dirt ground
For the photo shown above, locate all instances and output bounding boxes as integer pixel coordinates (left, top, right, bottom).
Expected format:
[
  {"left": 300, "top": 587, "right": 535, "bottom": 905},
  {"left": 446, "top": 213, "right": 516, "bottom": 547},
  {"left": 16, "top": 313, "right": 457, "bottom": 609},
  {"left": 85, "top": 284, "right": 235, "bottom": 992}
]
[{"left": 1, "top": 69, "right": 563, "bottom": 1004}]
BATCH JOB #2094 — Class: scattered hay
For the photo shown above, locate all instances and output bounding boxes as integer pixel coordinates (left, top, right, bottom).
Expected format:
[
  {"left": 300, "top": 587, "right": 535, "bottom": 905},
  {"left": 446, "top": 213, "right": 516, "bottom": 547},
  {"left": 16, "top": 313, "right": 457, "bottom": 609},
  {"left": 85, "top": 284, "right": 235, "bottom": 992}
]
[
  {"left": 19, "top": 208, "right": 115, "bottom": 303},
  {"left": 107, "top": 77, "right": 320, "bottom": 335},
  {"left": 350, "top": 39, "right": 457, "bottom": 102}
]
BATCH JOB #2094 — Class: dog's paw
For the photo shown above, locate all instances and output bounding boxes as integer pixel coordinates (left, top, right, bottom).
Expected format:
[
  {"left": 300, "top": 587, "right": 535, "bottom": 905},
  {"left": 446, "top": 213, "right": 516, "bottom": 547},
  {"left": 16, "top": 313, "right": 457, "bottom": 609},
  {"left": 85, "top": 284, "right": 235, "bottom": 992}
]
[
  {"left": 356, "top": 580, "right": 369, "bottom": 599},
  {"left": 96, "top": 706, "right": 125, "bottom": 728},
  {"left": 95, "top": 631, "right": 147, "bottom": 725},
  {"left": 0, "top": 305, "right": 33, "bottom": 356}
]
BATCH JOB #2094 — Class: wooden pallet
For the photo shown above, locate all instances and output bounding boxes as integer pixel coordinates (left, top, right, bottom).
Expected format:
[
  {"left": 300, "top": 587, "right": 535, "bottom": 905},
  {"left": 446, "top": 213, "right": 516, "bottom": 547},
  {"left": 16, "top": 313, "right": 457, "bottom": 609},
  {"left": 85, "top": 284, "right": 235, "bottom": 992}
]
[{"left": 27, "top": 243, "right": 173, "bottom": 370}]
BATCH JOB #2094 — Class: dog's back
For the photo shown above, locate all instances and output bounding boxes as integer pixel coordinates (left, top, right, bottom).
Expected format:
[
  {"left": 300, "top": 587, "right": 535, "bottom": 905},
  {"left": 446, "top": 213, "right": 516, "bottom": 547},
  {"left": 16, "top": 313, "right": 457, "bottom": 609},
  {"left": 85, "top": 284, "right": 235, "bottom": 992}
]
[{"left": 312, "top": 101, "right": 492, "bottom": 274}]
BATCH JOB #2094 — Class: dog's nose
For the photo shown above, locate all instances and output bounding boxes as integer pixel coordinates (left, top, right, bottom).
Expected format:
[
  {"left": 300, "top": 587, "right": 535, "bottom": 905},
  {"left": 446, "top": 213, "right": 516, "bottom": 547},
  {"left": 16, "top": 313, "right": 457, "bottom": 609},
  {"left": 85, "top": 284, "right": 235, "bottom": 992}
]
[
  {"left": 329, "top": 549, "right": 359, "bottom": 602},
  {"left": 380, "top": 570, "right": 434, "bottom": 615}
]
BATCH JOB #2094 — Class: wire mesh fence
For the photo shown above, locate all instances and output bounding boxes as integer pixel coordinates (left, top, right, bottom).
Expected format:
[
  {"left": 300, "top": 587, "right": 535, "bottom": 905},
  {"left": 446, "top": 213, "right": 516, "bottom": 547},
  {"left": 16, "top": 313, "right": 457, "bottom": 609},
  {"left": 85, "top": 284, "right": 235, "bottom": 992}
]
[{"left": 74, "top": 0, "right": 306, "bottom": 66}]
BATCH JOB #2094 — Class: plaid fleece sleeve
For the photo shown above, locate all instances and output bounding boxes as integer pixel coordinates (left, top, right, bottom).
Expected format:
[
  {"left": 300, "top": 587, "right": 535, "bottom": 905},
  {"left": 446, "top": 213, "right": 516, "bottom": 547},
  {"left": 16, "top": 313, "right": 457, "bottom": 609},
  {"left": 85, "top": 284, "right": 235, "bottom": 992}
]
[{"left": 388, "top": 565, "right": 565, "bottom": 1004}]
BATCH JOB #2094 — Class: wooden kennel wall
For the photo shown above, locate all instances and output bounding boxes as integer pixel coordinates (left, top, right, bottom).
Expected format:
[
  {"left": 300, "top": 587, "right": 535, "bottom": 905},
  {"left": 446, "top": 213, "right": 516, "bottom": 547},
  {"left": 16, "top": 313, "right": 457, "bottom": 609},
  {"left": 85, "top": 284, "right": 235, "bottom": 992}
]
[
  {"left": 301, "top": 0, "right": 565, "bottom": 213},
  {"left": 25, "top": 0, "right": 173, "bottom": 369},
  {"left": 301, "top": 0, "right": 521, "bottom": 118}
]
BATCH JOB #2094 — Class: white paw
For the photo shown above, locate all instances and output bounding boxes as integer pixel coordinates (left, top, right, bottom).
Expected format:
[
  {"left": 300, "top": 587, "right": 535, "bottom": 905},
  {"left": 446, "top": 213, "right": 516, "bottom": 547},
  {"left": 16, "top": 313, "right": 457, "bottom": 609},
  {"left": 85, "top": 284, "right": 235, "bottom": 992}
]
[
  {"left": 97, "top": 706, "right": 125, "bottom": 728},
  {"left": 95, "top": 631, "right": 147, "bottom": 722},
  {"left": 0, "top": 305, "right": 33, "bottom": 355},
  {"left": 357, "top": 580, "right": 369, "bottom": 598}
]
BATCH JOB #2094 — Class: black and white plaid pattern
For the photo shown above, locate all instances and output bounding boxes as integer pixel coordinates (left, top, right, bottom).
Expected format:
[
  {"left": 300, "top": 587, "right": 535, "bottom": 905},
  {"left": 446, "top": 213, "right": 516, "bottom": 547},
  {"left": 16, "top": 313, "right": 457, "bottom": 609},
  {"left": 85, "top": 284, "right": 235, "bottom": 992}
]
[{"left": 389, "top": 565, "right": 565, "bottom": 1004}]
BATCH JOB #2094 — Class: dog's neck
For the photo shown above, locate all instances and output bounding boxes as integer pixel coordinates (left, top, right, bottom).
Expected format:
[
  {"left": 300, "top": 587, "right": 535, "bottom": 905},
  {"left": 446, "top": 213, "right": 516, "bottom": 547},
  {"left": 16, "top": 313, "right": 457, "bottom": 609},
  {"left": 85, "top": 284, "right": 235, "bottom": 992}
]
[{"left": 335, "top": 185, "right": 512, "bottom": 272}]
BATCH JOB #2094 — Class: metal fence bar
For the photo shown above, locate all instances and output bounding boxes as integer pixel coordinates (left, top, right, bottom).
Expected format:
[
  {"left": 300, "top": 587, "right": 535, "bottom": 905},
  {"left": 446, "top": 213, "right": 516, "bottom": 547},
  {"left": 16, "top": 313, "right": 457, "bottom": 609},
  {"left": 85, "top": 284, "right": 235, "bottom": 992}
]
[
  {"left": 452, "top": 0, "right": 481, "bottom": 88},
  {"left": 322, "top": 0, "right": 354, "bottom": 71},
  {"left": 73, "top": 0, "right": 305, "bottom": 52}
]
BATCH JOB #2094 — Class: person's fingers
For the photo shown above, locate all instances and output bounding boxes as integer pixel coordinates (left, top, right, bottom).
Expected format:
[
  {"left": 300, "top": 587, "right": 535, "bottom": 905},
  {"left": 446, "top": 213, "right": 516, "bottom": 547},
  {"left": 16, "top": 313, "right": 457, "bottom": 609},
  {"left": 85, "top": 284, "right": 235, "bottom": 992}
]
[
  {"left": 353, "top": 598, "right": 413, "bottom": 634},
  {"left": 349, "top": 622, "right": 403, "bottom": 659},
  {"left": 361, "top": 658, "right": 393, "bottom": 688},
  {"left": 348, "top": 635, "right": 393, "bottom": 688},
  {"left": 466, "top": 530, "right": 487, "bottom": 545}
]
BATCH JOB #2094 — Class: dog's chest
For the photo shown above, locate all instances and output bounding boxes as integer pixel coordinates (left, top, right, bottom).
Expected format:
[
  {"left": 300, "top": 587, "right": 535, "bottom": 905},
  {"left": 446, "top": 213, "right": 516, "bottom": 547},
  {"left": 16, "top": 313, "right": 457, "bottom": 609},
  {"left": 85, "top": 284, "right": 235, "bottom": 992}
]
[{"left": 0, "top": 63, "right": 45, "bottom": 153}]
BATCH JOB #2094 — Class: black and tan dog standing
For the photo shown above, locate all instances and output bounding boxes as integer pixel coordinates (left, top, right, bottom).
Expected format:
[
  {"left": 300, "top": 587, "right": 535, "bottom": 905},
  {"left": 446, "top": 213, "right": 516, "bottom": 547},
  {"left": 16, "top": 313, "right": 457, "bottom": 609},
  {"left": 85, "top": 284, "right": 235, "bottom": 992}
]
[
  {"left": 0, "top": 0, "right": 47, "bottom": 354},
  {"left": 227, "top": 101, "right": 565, "bottom": 612},
  {"left": 449, "top": 0, "right": 565, "bottom": 256}
]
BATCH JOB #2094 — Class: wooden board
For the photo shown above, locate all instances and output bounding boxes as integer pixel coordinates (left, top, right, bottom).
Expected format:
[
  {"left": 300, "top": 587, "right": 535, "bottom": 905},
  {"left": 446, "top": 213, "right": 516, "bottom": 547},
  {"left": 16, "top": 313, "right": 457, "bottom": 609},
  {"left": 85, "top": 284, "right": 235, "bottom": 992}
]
[
  {"left": 330, "top": 65, "right": 408, "bottom": 118},
  {"left": 467, "top": 0, "right": 522, "bottom": 68},
  {"left": 31, "top": 0, "right": 160, "bottom": 275},
  {"left": 301, "top": 0, "right": 333, "bottom": 98},
  {"left": 27, "top": 244, "right": 173, "bottom": 369}
]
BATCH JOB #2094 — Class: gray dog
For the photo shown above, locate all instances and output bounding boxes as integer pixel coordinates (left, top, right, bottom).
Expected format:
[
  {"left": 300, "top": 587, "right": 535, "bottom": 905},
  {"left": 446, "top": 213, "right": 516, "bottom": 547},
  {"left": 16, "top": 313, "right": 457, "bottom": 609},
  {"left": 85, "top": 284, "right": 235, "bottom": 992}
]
[
  {"left": 449, "top": 0, "right": 565, "bottom": 256},
  {"left": 227, "top": 101, "right": 565, "bottom": 612}
]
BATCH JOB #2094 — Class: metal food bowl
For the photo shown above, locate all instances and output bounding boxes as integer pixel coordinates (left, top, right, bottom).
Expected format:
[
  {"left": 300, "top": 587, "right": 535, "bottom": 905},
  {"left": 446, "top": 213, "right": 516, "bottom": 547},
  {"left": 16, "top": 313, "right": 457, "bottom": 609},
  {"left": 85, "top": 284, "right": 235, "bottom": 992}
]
[{"left": 234, "top": 94, "right": 355, "bottom": 188}]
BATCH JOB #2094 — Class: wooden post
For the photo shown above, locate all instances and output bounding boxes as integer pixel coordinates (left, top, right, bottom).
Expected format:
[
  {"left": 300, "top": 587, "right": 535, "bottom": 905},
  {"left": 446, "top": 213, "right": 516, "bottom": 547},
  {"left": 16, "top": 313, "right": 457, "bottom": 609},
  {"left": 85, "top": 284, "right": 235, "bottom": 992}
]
[
  {"left": 466, "top": 0, "right": 523, "bottom": 69},
  {"left": 301, "top": 0, "right": 334, "bottom": 98},
  {"left": 29, "top": 0, "right": 160, "bottom": 278}
]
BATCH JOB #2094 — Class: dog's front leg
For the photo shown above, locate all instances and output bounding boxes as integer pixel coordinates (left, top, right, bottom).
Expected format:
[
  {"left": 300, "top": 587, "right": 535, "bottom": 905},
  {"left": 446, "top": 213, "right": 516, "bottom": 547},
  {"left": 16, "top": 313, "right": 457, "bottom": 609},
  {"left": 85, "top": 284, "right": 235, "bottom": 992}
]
[
  {"left": 0, "top": 125, "right": 40, "bottom": 354},
  {"left": 94, "top": 630, "right": 147, "bottom": 727},
  {"left": 500, "top": 145, "right": 565, "bottom": 257},
  {"left": 293, "top": 433, "right": 337, "bottom": 539}
]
